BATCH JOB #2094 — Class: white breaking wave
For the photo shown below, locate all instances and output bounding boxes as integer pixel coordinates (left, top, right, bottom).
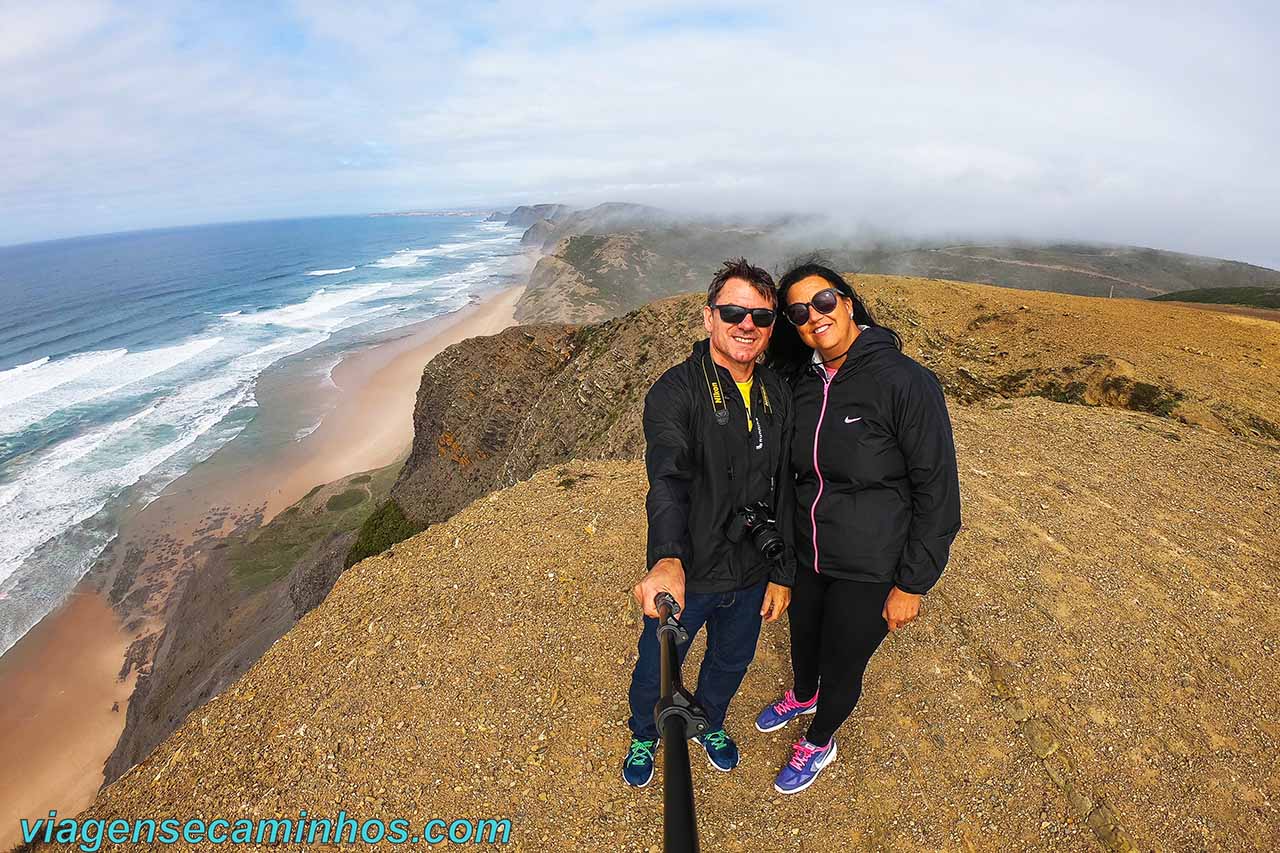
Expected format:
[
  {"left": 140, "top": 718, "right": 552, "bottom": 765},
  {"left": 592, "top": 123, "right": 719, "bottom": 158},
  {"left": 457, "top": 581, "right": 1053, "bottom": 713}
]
[
  {"left": 0, "top": 220, "right": 528, "bottom": 653},
  {"left": 228, "top": 283, "right": 391, "bottom": 331},
  {"left": 293, "top": 420, "right": 322, "bottom": 442},
  {"left": 370, "top": 236, "right": 513, "bottom": 269},
  {"left": 242, "top": 339, "right": 296, "bottom": 359},
  {"left": 0, "top": 349, "right": 127, "bottom": 413},
  {"left": 0, "top": 406, "right": 159, "bottom": 510},
  {"left": 0, "top": 357, "right": 51, "bottom": 381},
  {"left": 0, "top": 355, "right": 269, "bottom": 587},
  {"left": 0, "top": 337, "right": 224, "bottom": 437}
]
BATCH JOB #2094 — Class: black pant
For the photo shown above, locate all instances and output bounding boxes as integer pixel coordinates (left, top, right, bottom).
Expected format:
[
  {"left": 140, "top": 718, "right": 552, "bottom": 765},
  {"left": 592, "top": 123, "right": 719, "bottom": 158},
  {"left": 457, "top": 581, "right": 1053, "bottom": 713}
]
[{"left": 789, "top": 568, "right": 894, "bottom": 747}]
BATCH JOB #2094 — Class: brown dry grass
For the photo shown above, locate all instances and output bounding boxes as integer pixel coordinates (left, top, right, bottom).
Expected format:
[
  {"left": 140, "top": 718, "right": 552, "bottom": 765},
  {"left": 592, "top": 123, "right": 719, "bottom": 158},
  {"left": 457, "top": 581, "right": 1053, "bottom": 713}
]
[{"left": 855, "top": 275, "right": 1280, "bottom": 446}]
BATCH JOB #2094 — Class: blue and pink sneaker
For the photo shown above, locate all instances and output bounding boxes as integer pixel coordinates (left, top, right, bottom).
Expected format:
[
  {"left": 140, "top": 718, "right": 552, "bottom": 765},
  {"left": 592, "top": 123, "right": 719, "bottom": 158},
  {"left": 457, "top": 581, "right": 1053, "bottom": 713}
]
[
  {"left": 754, "top": 688, "right": 819, "bottom": 732},
  {"left": 773, "top": 736, "right": 838, "bottom": 794}
]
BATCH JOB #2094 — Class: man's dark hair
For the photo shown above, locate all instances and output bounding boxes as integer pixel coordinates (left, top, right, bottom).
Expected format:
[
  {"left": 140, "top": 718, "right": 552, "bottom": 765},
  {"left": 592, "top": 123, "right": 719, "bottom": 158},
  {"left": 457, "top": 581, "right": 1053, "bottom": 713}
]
[{"left": 706, "top": 257, "right": 776, "bottom": 306}]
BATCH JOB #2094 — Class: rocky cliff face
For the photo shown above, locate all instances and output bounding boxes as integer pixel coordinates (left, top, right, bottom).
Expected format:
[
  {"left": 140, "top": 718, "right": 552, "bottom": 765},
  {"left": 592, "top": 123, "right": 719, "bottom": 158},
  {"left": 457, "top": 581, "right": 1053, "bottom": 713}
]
[
  {"left": 515, "top": 234, "right": 704, "bottom": 324},
  {"left": 519, "top": 218, "right": 555, "bottom": 247},
  {"left": 505, "top": 203, "right": 572, "bottom": 228},
  {"left": 390, "top": 296, "right": 707, "bottom": 527}
]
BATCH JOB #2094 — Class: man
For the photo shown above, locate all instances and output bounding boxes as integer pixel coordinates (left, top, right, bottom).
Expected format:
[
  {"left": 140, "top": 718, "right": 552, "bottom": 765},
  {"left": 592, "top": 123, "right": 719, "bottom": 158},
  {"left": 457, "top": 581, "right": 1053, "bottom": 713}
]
[{"left": 622, "top": 258, "right": 795, "bottom": 787}]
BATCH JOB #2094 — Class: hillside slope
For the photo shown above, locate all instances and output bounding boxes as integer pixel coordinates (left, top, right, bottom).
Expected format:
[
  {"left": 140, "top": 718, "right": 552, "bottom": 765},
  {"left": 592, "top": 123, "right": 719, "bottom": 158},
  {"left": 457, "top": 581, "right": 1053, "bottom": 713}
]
[
  {"left": 509, "top": 206, "right": 1280, "bottom": 323},
  {"left": 101, "top": 463, "right": 401, "bottom": 786},
  {"left": 53, "top": 392, "right": 1280, "bottom": 851}
]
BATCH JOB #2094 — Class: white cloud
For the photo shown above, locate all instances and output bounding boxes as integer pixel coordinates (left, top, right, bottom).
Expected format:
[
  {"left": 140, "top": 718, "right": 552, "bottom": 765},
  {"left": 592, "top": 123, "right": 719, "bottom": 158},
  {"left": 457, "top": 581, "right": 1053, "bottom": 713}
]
[{"left": 0, "top": 1, "right": 1276, "bottom": 267}]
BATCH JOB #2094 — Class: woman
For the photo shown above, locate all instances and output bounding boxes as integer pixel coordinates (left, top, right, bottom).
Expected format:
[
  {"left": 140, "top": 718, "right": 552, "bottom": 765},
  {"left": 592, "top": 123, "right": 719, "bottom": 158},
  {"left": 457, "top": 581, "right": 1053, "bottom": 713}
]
[{"left": 756, "top": 262, "right": 961, "bottom": 795}]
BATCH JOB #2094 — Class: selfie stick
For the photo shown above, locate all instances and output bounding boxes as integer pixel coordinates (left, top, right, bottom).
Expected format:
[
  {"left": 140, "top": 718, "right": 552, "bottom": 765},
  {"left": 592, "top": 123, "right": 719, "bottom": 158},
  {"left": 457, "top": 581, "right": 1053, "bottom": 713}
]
[{"left": 653, "top": 591, "right": 708, "bottom": 853}]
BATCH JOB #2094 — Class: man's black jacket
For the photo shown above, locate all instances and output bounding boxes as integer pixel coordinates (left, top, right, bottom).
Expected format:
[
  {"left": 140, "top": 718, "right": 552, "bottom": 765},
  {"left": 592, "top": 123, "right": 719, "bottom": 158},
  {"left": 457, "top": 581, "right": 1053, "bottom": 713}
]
[
  {"left": 785, "top": 326, "right": 961, "bottom": 594},
  {"left": 643, "top": 339, "right": 795, "bottom": 593}
]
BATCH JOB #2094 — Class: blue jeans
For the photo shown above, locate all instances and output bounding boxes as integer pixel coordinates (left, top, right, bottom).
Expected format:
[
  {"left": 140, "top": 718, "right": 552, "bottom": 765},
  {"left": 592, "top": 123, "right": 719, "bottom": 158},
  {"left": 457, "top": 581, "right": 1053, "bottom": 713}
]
[{"left": 626, "top": 581, "right": 768, "bottom": 740}]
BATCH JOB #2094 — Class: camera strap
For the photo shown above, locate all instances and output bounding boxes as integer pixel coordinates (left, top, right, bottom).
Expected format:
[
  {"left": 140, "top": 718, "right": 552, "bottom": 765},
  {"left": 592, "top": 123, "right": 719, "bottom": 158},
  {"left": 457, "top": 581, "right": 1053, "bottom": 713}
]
[
  {"left": 700, "top": 351, "right": 730, "bottom": 426},
  {"left": 701, "top": 351, "right": 774, "bottom": 426}
]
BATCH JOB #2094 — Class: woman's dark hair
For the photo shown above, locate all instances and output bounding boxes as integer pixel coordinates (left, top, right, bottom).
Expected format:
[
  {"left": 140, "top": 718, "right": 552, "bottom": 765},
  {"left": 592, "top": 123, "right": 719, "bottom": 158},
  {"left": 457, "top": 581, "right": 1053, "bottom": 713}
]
[{"left": 765, "top": 257, "right": 901, "bottom": 384}]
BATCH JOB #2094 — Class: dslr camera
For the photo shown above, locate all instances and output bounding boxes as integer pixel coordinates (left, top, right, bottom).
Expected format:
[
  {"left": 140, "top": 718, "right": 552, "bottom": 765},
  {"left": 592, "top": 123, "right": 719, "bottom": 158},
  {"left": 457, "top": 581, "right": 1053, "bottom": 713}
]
[{"left": 725, "top": 500, "right": 786, "bottom": 563}]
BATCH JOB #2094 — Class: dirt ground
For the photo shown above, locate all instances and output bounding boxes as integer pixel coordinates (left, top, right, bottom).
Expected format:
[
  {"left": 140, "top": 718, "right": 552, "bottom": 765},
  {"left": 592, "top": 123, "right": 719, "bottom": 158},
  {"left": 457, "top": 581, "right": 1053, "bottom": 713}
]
[{"left": 46, "top": 392, "right": 1278, "bottom": 853}]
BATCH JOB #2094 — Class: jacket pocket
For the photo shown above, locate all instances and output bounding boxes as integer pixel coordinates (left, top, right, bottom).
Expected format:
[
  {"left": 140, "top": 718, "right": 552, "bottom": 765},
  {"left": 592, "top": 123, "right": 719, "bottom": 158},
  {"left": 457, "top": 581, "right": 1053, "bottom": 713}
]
[{"left": 847, "top": 487, "right": 910, "bottom": 558}]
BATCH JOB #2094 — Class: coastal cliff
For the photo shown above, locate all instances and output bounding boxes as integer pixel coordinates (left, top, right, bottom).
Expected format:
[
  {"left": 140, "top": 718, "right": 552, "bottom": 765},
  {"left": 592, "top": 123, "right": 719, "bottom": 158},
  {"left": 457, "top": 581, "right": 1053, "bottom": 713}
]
[
  {"left": 507, "top": 204, "right": 1280, "bottom": 325},
  {"left": 92, "top": 271, "right": 1280, "bottom": 805},
  {"left": 46, "top": 303, "right": 1280, "bottom": 849},
  {"left": 390, "top": 298, "right": 705, "bottom": 527},
  {"left": 505, "top": 204, "right": 572, "bottom": 228}
]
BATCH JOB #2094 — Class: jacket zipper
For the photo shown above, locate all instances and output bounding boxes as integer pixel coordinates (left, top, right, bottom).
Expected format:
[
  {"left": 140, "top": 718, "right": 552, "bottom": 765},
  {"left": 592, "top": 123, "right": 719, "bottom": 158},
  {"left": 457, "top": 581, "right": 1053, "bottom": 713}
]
[{"left": 810, "top": 369, "right": 832, "bottom": 574}]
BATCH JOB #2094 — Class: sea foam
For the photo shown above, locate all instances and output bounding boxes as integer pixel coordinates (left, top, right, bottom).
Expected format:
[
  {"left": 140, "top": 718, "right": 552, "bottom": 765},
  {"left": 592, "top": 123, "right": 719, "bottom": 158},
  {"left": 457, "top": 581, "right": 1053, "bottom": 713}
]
[
  {"left": 229, "top": 283, "right": 392, "bottom": 332},
  {"left": 0, "top": 337, "right": 224, "bottom": 437},
  {"left": 0, "top": 215, "right": 526, "bottom": 656},
  {"left": 0, "top": 349, "right": 127, "bottom": 413},
  {"left": 370, "top": 235, "right": 512, "bottom": 269}
]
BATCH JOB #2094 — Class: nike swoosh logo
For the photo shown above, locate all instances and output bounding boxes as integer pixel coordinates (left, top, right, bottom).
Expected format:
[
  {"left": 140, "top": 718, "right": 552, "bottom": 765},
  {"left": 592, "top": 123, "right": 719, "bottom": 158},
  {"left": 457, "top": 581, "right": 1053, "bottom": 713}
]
[{"left": 845, "top": 416, "right": 862, "bottom": 423}]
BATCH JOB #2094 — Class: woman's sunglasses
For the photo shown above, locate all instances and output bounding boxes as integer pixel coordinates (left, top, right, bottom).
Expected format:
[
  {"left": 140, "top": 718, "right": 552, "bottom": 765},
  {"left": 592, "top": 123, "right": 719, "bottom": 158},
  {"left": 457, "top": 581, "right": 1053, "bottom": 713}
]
[
  {"left": 783, "top": 287, "right": 841, "bottom": 326},
  {"left": 710, "top": 304, "right": 776, "bottom": 327}
]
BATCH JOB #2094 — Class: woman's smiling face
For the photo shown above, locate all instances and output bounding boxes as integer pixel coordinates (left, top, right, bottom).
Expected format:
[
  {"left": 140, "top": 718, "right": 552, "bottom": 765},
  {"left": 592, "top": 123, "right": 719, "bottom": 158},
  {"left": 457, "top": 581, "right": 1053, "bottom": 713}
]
[{"left": 785, "top": 275, "right": 854, "bottom": 354}]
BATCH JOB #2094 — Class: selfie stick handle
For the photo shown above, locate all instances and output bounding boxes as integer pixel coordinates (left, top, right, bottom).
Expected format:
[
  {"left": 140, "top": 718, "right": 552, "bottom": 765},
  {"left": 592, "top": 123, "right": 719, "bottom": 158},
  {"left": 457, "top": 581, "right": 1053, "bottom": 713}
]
[{"left": 654, "top": 592, "right": 706, "bottom": 853}]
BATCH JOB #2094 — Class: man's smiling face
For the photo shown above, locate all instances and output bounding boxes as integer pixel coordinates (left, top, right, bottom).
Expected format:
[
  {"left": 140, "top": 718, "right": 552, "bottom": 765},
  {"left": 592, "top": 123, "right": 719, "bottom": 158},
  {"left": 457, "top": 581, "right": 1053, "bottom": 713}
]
[{"left": 702, "top": 277, "right": 774, "bottom": 372}]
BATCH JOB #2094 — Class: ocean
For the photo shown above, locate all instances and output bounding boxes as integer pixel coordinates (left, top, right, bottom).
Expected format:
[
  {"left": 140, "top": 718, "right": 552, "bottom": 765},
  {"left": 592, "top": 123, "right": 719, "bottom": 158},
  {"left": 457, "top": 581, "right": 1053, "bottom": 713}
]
[{"left": 0, "top": 214, "right": 525, "bottom": 655}]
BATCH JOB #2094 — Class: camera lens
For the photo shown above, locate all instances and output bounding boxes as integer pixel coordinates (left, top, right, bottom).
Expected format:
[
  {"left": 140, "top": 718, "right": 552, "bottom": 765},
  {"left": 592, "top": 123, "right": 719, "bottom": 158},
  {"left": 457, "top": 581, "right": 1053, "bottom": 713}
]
[{"left": 751, "top": 525, "right": 785, "bottom": 561}]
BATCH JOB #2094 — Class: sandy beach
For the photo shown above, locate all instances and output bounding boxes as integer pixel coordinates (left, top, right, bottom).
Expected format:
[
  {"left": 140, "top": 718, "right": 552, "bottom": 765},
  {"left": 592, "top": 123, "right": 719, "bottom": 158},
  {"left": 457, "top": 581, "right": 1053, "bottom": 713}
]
[
  {"left": 0, "top": 591, "right": 136, "bottom": 842},
  {"left": 0, "top": 284, "right": 524, "bottom": 850}
]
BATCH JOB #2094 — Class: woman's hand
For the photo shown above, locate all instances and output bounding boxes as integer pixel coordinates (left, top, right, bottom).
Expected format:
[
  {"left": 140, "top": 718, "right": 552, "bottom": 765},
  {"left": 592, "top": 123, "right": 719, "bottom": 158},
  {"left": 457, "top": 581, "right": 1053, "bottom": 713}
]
[
  {"left": 882, "top": 587, "right": 922, "bottom": 631},
  {"left": 760, "top": 582, "right": 792, "bottom": 622}
]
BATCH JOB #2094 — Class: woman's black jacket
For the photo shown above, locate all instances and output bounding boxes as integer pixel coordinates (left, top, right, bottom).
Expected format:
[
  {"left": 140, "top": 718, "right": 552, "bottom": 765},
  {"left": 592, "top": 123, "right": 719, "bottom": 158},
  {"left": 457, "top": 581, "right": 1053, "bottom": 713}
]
[
  {"left": 643, "top": 338, "right": 796, "bottom": 594},
  {"left": 785, "top": 326, "right": 961, "bottom": 594}
]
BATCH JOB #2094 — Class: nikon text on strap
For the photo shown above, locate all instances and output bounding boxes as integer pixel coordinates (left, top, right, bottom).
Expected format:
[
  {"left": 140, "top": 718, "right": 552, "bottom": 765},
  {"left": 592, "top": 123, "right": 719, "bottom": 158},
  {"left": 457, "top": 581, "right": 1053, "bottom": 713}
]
[
  {"left": 701, "top": 350, "right": 772, "bottom": 427},
  {"left": 700, "top": 351, "right": 730, "bottom": 426}
]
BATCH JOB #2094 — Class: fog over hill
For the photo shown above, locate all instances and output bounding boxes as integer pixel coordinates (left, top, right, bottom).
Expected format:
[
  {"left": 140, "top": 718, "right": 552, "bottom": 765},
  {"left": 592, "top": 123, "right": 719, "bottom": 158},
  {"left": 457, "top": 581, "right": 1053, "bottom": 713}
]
[{"left": 493, "top": 204, "right": 1280, "bottom": 325}]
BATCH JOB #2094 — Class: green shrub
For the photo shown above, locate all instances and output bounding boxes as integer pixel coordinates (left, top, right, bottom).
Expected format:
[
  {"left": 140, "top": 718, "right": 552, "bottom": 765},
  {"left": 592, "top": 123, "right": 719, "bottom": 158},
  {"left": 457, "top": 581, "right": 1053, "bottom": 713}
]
[
  {"left": 326, "top": 489, "right": 366, "bottom": 512},
  {"left": 1151, "top": 287, "right": 1280, "bottom": 309},
  {"left": 346, "top": 499, "right": 419, "bottom": 569},
  {"left": 349, "top": 474, "right": 372, "bottom": 484}
]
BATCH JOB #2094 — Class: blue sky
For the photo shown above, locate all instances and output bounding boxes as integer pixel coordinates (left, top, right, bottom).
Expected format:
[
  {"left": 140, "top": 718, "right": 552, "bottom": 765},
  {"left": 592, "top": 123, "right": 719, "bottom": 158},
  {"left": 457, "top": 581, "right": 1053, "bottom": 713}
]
[{"left": 3, "top": 1, "right": 1278, "bottom": 267}]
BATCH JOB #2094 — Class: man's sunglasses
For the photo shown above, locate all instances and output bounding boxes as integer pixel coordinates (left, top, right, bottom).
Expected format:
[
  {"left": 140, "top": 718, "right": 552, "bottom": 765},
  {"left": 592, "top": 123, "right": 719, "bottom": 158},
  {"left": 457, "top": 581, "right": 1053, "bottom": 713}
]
[
  {"left": 783, "top": 287, "right": 841, "bottom": 326},
  {"left": 710, "top": 304, "right": 776, "bottom": 327}
]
